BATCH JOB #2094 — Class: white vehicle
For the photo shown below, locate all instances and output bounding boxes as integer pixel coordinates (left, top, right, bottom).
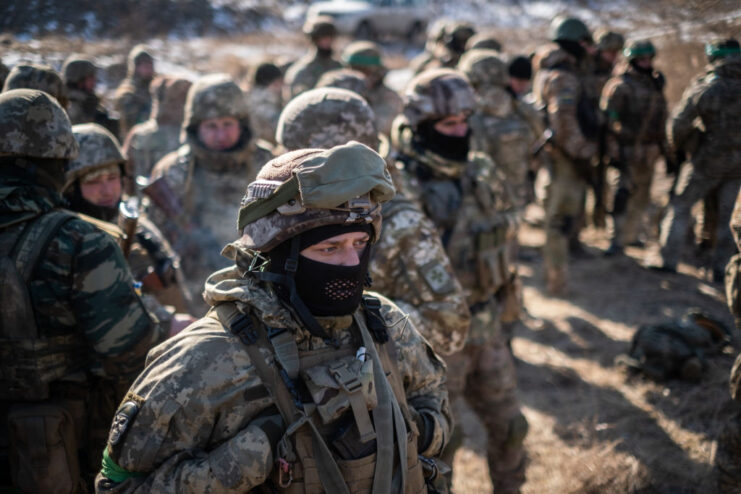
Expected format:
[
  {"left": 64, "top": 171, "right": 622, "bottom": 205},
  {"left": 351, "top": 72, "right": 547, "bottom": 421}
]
[{"left": 306, "top": 0, "right": 430, "bottom": 42}]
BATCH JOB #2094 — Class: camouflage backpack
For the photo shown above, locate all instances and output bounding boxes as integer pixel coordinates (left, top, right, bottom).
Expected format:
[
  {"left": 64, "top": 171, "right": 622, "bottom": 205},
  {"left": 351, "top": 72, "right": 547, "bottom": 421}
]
[{"left": 618, "top": 310, "right": 732, "bottom": 381}]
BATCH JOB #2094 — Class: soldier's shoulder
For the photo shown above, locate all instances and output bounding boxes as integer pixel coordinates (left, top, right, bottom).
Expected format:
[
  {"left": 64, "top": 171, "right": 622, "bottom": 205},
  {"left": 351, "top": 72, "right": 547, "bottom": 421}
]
[{"left": 151, "top": 144, "right": 190, "bottom": 179}]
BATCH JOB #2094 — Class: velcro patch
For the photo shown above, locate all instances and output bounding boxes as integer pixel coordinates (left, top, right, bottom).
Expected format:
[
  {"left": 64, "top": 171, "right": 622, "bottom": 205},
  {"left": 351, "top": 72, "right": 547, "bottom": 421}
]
[
  {"left": 420, "top": 260, "right": 456, "bottom": 295},
  {"left": 108, "top": 392, "right": 144, "bottom": 447}
]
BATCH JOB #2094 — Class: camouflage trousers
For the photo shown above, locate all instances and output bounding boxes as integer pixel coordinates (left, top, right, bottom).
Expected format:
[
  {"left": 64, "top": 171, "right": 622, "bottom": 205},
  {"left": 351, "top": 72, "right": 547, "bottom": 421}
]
[
  {"left": 543, "top": 154, "right": 587, "bottom": 270},
  {"left": 442, "top": 297, "right": 527, "bottom": 494},
  {"left": 660, "top": 165, "right": 741, "bottom": 275},
  {"left": 610, "top": 143, "right": 660, "bottom": 247}
]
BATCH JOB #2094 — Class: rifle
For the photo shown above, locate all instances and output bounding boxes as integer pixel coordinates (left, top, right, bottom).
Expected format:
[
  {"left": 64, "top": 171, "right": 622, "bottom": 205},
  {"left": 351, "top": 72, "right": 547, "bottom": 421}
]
[{"left": 117, "top": 197, "right": 140, "bottom": 258}]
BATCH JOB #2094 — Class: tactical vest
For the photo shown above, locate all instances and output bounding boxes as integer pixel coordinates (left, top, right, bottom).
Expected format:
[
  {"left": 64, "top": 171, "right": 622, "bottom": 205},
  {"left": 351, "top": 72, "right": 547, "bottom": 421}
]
[
  {"left": 212, "top": 296, "right": 428, "bottom": 494},
  {"left": 0, "top": 209, "right": 87, "bottom": 401}
]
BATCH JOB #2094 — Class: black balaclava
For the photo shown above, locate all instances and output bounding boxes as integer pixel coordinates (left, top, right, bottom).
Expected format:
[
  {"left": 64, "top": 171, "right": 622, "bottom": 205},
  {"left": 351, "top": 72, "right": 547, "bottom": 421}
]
[
  {"left": 267, "top": 223, "right": 373, "bottom": 318},
  {"left": 415, "top": 119, "right": 471, "bottom": 162},
  {"left": 629, "top": 58, "right": 654, "bottom": 76},
  {"left": 556, "top": 39, "right": 586, "bottom": 61}
]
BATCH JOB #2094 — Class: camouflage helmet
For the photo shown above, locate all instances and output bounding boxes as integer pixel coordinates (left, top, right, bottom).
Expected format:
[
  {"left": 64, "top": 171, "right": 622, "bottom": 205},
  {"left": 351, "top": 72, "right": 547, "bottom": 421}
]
[
  {"left": 276, "top": 87, "right": 378, "bottom": 151},
  {"left": 402, "top": 68, "right": 476, "bottom": 128},
  {"left": 316, "top": 68, "right": 368, "bottom": 97},
  {"left": 237, "top": 141, "right": 395, "bottom": 251},
  {"left": 595, "top": 29, "right": 625, "bottom": 52},
  {"left": 705, "top": 38, "right": 740, "bottom": 62},
  {"left": 624, "top": 39, "right": 656, "bottom": 59},
  {"left": 0, "top": 89, "right": 78, "bottom": 160},
  {"left": 549, "top": 16, "right": 592, "bottom": 43},
  {"left": 129, "top": 44, "right": 154, "bottom": 67},
  {"left": 458, "top": 49, "right": 508, "bottom": 89},
  {"left": 62, "top": 55, "right": 97, "bottom": 85},
  {"left": 303, "top": 15, "right": 338, "bottom": 40},
  {"left": 342, "top": 41, "right": 385, "bottom": 71},
  {"left": 183, "top": 74, "right": 249, "bottom": 131},
  {"left": 65, "top": 123, "right": 125, "bottom": 187},
  {"left": 465, "top": 32, "right": 502, "bottom": 52},
  {"left": 2, "top": 64, "right": 68, "bottom": 108}
]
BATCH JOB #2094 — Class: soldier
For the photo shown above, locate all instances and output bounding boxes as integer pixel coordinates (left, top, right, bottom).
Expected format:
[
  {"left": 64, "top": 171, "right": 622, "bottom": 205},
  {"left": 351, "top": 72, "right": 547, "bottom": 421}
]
[
  {"left": 718, "top": 188, "right": 741, "bottom": 492},
  {"left": 64, "top": 123, "right": 195, "bottom": 319},
  {"left": 284, "top": 16, "right": 343, "bottom": 98},
  {"left": 2, "top": 63, "right": 68, "bottom": 108},
  {"left": 532, "top": 16, "right": 598, "bottom": 294},
  {"left": 275, "top": 86, "right": 470, "bottom": 357},
  {"left": 466, "top": 31, "right": 503, "bottom": 53},
  {"left": 315, "top": 68, "right": 369, "bottom": 98},
  {"left": 96, "top": 142, "right": 451, "bottom": 493},
  {"left": 114, "top": 45, "right": 155, "bottom": 138},
  {"left": 62, "top": 55, "right": 119, "bottom": 137},
  {"left": 410, "top": 21, "right": 476, "bottom": 75},
  {"left": 244, "top": 62, "right": 283, "bottom": 144},
  {"left": 342, "top": 41, "right": 404, "bottom": 137},
  {"left": 460, "top": 49, "right": 543, "bottom": 210},
  {"left": 392, "top": 69, "right": 527, "bottom": 493},
  {"left": 146, "top": 74, "right": 273, "bottom": 308},
  {"left": 0, "top": 89, "right": 164, "bottom": 492},
  {"left": 655, "top": 38, "right": 741, "bottom": 280},
  {"left": 122, "top": 76, "right": 191, "bottom": 181},
  {"left": 601, "top": 40, "right": 668, "bottom": 255},
  {"left": 507, "top": 55, "right": 533, "bottom": 98}
]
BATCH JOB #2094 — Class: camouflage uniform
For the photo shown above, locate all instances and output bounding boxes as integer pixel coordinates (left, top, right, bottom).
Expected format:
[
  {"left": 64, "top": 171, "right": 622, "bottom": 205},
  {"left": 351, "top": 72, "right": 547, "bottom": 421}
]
[
  {"left": 244, "top": 63, "right": 284, "bottom": 144},
  {"left": 2, "top": 63, "right": 68, "bottom": 108},
  {"left": 284, "top": 16, "right": 343, "bottom": 98},
  {"left": 394, "top": 69, "right": 527, "bottom": 493},
  {"left": 659, "top": 50, "right": 741, "bottom": 277},
  {"left": 0, "top": 89, "right": 163, "bottom": 492},
  {"left": 147, "top": 74, "right": 273, "bottom": 308},
  {"left": 410, "top": 21, "right": 476, "bottom": 76},
  {"left": 316, "top": 68, "right": 368, "bottom": 97},
  {"left": 533, "top": 25, "right": 598, "bottom": 293},
  {"left": 601, "top": 41, "right": 668, "bottom": 250},
  {"left": 96, "top": 143, "right": 450, "bottom": 493},
  {"left": 275, "top": 86, "right": 470, "bottom": 357},
  {"left": 460, "top": 49, "right": 544, "bottom": 209},
  {"left": 122, "top": 76, "right": 191, "bottom": 180},
  {"left": 114, "top": 45, "right": 154, "bottom": 138},
  {"left": 62, "top": 55, "right": 119, "bottom": 138},
  {"left": 342, "top": 41, "right": 404, "bottom": 137},
  {"left": 65, "top": 122, "right": 193, "bottom": 317}
]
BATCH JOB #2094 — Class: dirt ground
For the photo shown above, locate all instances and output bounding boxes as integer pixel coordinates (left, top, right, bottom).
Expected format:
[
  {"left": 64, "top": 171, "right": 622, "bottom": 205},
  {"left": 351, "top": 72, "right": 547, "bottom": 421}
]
[{"left": 449, "top": 170, "right": 739, "bottom": 493}]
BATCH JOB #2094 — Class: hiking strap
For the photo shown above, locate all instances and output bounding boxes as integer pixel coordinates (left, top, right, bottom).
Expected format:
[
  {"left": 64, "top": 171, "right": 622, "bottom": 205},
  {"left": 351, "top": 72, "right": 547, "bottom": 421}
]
[{"left": 354, "top": 309, "right": 408, "bottom": 494}]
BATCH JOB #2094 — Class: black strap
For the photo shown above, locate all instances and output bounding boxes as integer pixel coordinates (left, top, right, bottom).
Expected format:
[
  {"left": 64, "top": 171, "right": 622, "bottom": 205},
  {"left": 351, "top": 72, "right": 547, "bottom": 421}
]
[{"left": 362, "top": 295, "right": 389, "bottom": 344}]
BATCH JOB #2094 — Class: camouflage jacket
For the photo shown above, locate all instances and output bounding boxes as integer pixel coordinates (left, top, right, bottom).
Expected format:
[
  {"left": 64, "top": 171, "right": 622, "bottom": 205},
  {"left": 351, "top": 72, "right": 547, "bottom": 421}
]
[
  {"left": 245, "top": 85, "right": 283, "bottom": 144},
  {"left": 123, "top": 120, "right": 181, "bottom": 179},
  {"left": 601, "top": 62, "right": 668, "bottom": 147},
  {"left": 669, "top": 54, "right": 741, "bottom": 178},
  {"left": 97, "top": 249, "right": 451, "bottom": 493},
  {"left": 0, "top": 168, "right": 162, "bottom": 382},
  {"left": 147, "top": 138, "right": 274, "bottom": 303},
  {"left": 115, "top": 78, "right": 152, "bottom": 138},
  {"left": 284, "top": 48, "right": 343, "bottom": 98},
  {"left": 533, "top": 43, "right": 597, "bottom": 161},
  {"left": 370, "top": 193, "right": 471, "bottom": 355},
  {"left": 392, "top": 120, "right": 519, "bottom": 305},
  {"left": 470, "top": 87, "right": 542, "bottom": 203},
  {"left": 366, "top": 83, "right": 403, "bottom": 137},
  {"left": 67, "top": 87, "right": 119, "bottom": 138}
]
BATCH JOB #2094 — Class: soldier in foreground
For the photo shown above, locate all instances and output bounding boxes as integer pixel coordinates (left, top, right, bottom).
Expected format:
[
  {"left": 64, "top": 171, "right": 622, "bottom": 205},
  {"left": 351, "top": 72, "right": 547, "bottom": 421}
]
[
  {"left": 115, "top": 45, "right": 155, "bottom": 138},
  {"left": 146, "top": 74, "right": 273, "bottom": 308},
  {"left": 392, "top": 69, "right": 527, "bottom": 493},
  {"left": 601, "top": 40, "right": 668, "bottom": 255},
  {"left": 533, "top": 16, "right": 598, "bottom": 294},
  {"left": 64, "top": 123, "right": 195, "bottom": 318},
  {"left": 96, "top": 142, "right": 450, "bottom": 493},
  {"left": 655, "top": 38, "right": 741, "bottom": 281},
  {"left": 284, "top": 16, "right": 343, "bottom": 98},
  {"left": 275, "top": 86, "right": 471, "bottom": 357},
  {"left": 0, "top": 89, "right": 163, "bottom": 492}
]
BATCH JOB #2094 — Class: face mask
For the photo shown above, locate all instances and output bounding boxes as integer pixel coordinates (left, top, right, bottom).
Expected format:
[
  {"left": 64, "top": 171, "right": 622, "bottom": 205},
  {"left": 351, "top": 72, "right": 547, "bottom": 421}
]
[{"left": 416, "top": 119, "right": 471, "bottom": 162}]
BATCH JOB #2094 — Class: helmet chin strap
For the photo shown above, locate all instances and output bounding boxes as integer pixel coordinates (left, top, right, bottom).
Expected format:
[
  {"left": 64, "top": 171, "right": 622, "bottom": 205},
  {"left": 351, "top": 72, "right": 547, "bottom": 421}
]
[{"left": 253, "top": 235, "right": 339, "bottom": 346}]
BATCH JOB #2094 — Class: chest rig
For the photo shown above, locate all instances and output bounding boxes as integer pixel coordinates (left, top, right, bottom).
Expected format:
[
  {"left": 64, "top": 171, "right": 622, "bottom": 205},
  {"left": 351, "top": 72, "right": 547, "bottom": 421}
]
[{"left": 212, "top": 296, "right": 427, "bottom": 494}]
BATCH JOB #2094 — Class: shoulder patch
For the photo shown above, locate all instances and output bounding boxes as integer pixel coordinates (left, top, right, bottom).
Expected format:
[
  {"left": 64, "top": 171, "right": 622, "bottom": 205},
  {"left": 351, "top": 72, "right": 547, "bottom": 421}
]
[
  {"left": 108, "top": 392, "right": 145, "bottom": 446},
  {"left": 419, "top": 260, "right": 456, "bottom": 295}
]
